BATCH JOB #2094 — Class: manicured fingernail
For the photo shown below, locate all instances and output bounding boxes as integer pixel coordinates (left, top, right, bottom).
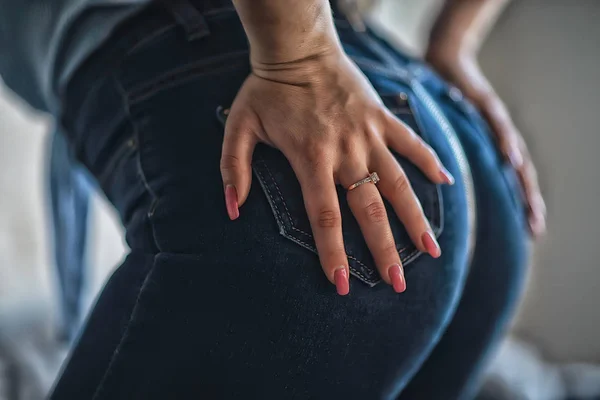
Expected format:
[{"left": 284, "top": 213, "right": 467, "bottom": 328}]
[
  {"left": 440, "top": 168, "right": 455, "bottom": 185},
  {"left": 508, "top": 149, "right": 523, "bottom": 167},
  {"left": 422, "top": 231, "right": 441, "bottom": 258},
  {"left": 334, "top": 267, "right": 349, "bottom": 296},
  {"left": 225, "top": 185, "right": 239, "bottom": 220},
  {"left": 388, "top": 264, "right": 406, "bottom": 293}
]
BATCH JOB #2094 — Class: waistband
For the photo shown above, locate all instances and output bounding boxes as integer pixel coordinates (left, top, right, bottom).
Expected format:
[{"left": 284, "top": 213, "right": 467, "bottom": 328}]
[{"left": 61, "top": 0, "right": 359, "bottom": 122}]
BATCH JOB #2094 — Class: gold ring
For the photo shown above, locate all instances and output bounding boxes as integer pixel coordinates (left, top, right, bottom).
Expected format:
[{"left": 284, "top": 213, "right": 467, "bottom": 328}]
[{"left": 347, "top": 172, "right": 380, "bottom": 191}]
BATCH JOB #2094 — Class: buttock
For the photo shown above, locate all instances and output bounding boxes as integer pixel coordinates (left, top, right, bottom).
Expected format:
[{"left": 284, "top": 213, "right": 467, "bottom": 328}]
[{"left": 54, "top": 4, "right": 484, "bottom": 399}]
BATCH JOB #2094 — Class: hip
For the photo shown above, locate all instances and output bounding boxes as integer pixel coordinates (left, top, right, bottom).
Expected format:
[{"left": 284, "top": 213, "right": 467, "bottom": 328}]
[{"left": 61, "top": 0, "right": 478, "bottom": 284}]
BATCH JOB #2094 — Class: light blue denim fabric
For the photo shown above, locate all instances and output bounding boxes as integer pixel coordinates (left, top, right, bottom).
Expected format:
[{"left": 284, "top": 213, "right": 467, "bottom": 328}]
[{"left": 48, "top": 130, "right": 92, "bottom": 342}]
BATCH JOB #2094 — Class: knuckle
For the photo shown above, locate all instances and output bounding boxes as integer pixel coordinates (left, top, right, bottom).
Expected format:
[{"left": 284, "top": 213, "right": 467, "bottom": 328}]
[
  {"left": 340, "top": 137, "right": 361, "bottom": 157},
  {"left": 364, "top": 200, "right": 387, "bottom": 223},
  {"left": 392, "top": 175, "right": 411, "bottom": 196},
  {"left": 316, "top": 209, "right": 341, "bottom": 229},
  {"left": 220, "top": 154, "right": 242, "bottom": 172},
  {"left": 302, "top": 141, "right": 329, "bottom": 164},
  {"left": 380, "top": 240, "right": 398, "bottom": 256}
]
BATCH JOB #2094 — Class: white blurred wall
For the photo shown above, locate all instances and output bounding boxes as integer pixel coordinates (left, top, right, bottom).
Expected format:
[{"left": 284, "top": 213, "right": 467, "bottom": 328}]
[
  {"left": 0, "top": 0, "right": 598, "bottom": 363},
  {"left": 0, "top": 87, "right": 125, "bottom": 316},
  {"left": 478, "top": 0, "right": 600, "bottom": 363}
]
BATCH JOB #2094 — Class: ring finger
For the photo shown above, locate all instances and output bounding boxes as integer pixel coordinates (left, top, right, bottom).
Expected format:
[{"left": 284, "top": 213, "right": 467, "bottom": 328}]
[{"left": 338, "top": 161, "right": 406, "bottom": 293}]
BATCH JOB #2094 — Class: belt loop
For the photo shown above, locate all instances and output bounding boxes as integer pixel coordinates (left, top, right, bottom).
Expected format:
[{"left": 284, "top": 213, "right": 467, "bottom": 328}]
[{"left": 160, "top": 0, "right": 211, "bottom": 41}]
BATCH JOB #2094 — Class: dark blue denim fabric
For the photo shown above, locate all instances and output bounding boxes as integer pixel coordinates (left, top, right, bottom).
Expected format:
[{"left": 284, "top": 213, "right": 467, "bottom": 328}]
[
  {"left": 50, "top": 2, "right": 527, "bottom": 399},
  {"left": 48, "top": 130, "right": 92, "bottom": 343}
]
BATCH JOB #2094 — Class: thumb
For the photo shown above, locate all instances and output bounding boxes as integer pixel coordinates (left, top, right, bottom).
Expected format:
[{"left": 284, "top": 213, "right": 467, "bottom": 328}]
[{"left": 220, "top": 111, "right": 257, "bottom": 220}]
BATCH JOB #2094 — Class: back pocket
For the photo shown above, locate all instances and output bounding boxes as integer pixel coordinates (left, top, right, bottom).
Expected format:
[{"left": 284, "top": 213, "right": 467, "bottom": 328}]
[{"left": 216, "top": 91, "right": 443, "bottom": 287}]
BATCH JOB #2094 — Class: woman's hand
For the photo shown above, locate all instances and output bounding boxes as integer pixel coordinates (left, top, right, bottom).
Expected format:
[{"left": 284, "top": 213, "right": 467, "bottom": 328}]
[
  {"left": 426, "top": 48, "right": 546, "bottom": 237},
  {"left": 220, "top": 49, "right": 455, "bottom": 295}
]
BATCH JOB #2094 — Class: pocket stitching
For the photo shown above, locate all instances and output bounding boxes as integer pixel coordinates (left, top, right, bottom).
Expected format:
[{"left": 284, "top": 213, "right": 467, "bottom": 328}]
[
  {"left": 262, "top": 161, "right": 312, "bottom": 240},
  {"left": 259, "top": 159, "right": 428, "bottom": 284},
  {"left": 261, "top": 158, "right": 412, "bottom": 255},
  {"left": 254, "top": 162, "right": 375, "bottom": 283}
]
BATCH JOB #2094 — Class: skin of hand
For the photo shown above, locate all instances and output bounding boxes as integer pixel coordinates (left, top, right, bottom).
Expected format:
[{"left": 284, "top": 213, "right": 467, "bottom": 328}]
[
  {"left": 425, "top": 0, "right": 546, "bottom": 237},
  {"left": 222, "top": 0, "right": 455, "bottom": 296}
]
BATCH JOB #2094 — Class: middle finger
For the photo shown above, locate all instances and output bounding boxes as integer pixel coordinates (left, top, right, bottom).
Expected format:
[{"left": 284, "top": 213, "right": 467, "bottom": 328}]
[{"left": 372, "top": 146, "right": 441, "bottom": 258}]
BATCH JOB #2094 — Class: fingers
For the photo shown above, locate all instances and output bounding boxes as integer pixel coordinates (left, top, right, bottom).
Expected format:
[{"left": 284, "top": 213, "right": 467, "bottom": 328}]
[
  {"left": 385, "top": 113, "right": 455, "bottom": 186},
  {"left": 517, "top": 157, "right": 547, "bottom": 236},
  {"left": 339, "top": 163, "right": 406, "bottom": 293},
  {"left": 478, "top": 97, "right": 547, "bottom": 237},
  {"left": 220, "top": 111, "right": 258, "bottom": 220},
  {"left": 479, "top": 98, "right": 524, "bottom": 168},
  {"left": 372, "top": 146, "right": 441, "bottom": 258},
  {"left": 293, "top": 162, "right": 350, "bottom": 296}
]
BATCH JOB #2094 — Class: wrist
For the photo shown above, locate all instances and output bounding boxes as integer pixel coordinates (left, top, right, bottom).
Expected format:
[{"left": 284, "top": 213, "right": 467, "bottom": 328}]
[
  {"left": 249, "top": 32, "right": 343, "bottom": 67},
  {"left": 234, "top": 0, "right": 342, "bottom": 65},
  {"left": 427, "top": 19, "right": 479, "bottom": 65},
  {"left": 251, "top": 46, "right": 348, "bottom": 86}
]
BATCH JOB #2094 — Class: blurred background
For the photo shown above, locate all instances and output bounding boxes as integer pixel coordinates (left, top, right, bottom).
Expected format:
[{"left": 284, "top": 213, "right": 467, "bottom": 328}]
[{"left": 1, "top": 1, "right": 599, "bottom": 399}]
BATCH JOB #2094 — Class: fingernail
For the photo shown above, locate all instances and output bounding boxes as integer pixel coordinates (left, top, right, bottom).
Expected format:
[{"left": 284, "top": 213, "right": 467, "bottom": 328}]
[
  {"left": 334, "top": 267, "right": 350, "bottom": 296},
  {"left": 508, "top": 149, "right": 523, "bottom": 167},
  {"left": 422, "top": 231, "right": 441, "bottom": 258},
  {"left": 388, "top": 264, "right": 406, "bottom": 293},
  {"left": 530, "top": 213, "right": 546, "bottom": 237},
  {"left": 439, "top": 168, "right": 455, "bottom": 185},
  {"left": 225, "top": 185, "right": 239, "bottom": 220}
]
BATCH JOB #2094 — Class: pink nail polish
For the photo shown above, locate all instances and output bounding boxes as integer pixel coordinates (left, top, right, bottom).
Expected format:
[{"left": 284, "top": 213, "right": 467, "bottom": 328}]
[
  {"left": 440, "top": 168, "right": 455, "bottom": 185},
  {"left": 225, "top": 185, "right": 239, "bottom": 220},
  {"left": 334, "top": 268, "right": 349, "bottom": 296},
  {"left": 422, "top": 231, "right": 441, "bottom": 258},
  {"left": 388, "top": 264, "right": 406, "bottom": 293}
]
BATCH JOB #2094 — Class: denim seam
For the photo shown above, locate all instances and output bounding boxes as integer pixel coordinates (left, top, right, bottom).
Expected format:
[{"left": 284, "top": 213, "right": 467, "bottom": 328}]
[
  {"left": 403, "top": 93, "right": 444, "bottom": 235},
  {"left": 113, "top": 75, "right": 161, "bottom": 247},
  {"left": 96, "top": 137, "right": 138, "bottom": 188},
  {"left": 127, "top": 52, "right": 249, "bottom": 104},
  {"left": 90, "top": 256, "right": 158, "bottom": 400},
  {"left": 90, "top": 78, "right": 163, "bottom": 399},
  {"left": 124, "top": 24, "right": 177, "bottom": 57}
]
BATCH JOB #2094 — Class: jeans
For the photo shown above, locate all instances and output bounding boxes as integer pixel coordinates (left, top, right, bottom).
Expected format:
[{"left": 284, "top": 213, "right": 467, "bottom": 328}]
[
  {"left": 50, "top": 1, "right": 529, "bottom": 399},
  {"left": 48, "top": 129, "right": 92, "bottom": 343}
]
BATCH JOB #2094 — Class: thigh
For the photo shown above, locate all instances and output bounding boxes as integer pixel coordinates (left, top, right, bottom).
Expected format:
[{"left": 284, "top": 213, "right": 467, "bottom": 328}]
[{"left": 50, "top": 252, "right": 155, "bottom": 399}]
